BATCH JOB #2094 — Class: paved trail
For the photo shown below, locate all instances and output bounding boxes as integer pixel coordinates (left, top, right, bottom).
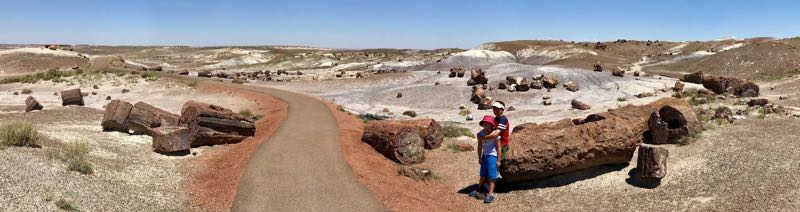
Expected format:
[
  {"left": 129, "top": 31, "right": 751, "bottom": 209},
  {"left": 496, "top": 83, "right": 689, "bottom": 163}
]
[{"left": 229, "top": 84, "right": 385, "bottom": 211}]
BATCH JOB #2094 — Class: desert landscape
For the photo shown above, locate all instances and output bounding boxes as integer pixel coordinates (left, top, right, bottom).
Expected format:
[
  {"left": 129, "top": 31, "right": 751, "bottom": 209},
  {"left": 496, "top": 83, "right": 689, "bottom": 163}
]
[{"left": 1, "top": 36, "right": 800, "bottom": 212}]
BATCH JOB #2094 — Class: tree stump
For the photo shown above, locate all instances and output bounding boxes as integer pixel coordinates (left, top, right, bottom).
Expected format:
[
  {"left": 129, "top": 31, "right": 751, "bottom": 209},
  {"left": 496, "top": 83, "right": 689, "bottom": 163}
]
[
  {"left": 24, "top": 96, "right": 43, "bottom": 112},
  {"left": 101, "top": 100, "right": 134, "bottom": 132},
  {"left": 61, "top": 88, "right": 84, "bottom": 106},
  {"left": 367, "top": 119, "right": 444, "bottom": 150},
  {"left": 362, "top": 124, "right": 424, "bottom": 164},
  {"left": 179, "top": 101, "right": 256, "bottom": 146},
  {"left": 637, "top": 143, "right": 669, "bottom": 180}
]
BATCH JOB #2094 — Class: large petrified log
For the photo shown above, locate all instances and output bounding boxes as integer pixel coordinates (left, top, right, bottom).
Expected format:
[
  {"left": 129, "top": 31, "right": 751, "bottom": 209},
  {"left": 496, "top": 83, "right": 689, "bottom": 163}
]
[
  {"left": 128, "top": 102, "right": 180, "bottom": 135},
  {"left": 470, "top": 86, "right": 487, "bottom": 104},
  {"left": 469, "top": 69, "right": 488, "bottom": 85},
  {"left": 61, "top": 88, "right": 84, "bottom": 106},
  {"left": 500, "top": 97, "right": 696, "bottom": 183},
  {"left": 682, "top": 71, "right": 759, "bottom": 97},
  {"left": 151, "top": 126, "right": 192, "bottom": 153},
  {"left": 365, "top": 119, "right": 444, "bottom": 150},
  {"left": 636, "top": 143, "right": 669, "bottom": 180},
  {"left": 361, "top": 123, "right": 425, "bottom": 164},
  {"left": 25, "top": 96, "right": 43, "bottom": 112},
  {"left": 179, "top": 101, "right": 256, "bottom": 146},
  {"left": 101, "top": 100, "right": 134, "bottom": 132},
  {"left": 647, "top": 105, "right": 697, "bottom": 144}
]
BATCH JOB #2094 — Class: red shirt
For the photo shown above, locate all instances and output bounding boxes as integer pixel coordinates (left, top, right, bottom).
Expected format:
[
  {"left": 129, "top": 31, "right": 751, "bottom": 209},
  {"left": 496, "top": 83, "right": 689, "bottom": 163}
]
[{"left": 495, "top": 116, "right": 510, "bottom": 146}]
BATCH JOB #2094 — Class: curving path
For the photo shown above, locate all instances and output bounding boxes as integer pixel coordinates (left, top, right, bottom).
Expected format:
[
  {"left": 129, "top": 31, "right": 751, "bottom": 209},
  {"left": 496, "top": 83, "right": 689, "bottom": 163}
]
[{"left": 228, "top": 84, "right": 385, "bottom": 211}]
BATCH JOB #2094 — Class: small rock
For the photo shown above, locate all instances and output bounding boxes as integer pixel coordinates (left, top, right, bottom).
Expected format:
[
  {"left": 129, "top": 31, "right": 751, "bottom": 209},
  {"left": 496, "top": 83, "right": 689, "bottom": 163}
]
[
  {"left": 497, "top": 82, "right": 507, "bottom": 90},
  {"left": 716, "top": 95, "right": 726, "bottom": 100},
  {"left": 106, "top": 96, "right": 112, "bottom": 100},
  {"left": 12, "top": 92, "right": 18, "bottom": 95},
  {"left": 636, "top": 92, "right": 655, "bottom": 98},
  {"left": 465, "top": 115, "right": 474, "bottom": 121},
  {"left": 779, "top": 96, "right": 789, "bottom": 100},
  {"left": 93, "top": 85, "right": 99, "bottom": 89},
  {"left": 507, "top": 106, "right": 516, "bottom": 111},
  {"left": 748, "top": 99, "right": 769, "bottom": 107},
  {"left": 396, "top": 92, "right": 403, "bottom": 98},
  {"left": 542, "top": 99, "right": 552, "bottom": 106},
  {"left": 634, "top": 71, "right": 641, "bottom": 77},
  {"left": 563, "top": 81, "right": 579, "bottom": 92},
  {"left": 542, "top": 94, "right": 551, "bottom": 100},
  {"left": 434, "top": 82, "right": 440, "bottom": 86},
  {"left": 571, "top": 99, "right": 590, "bottom": 110},
  {"left": 121, "top": 89, "right": 130, "bottom": 93},
  {"left": 612, "top": 69, "right": 625, "bottom": 77},
  {"left": 635, "top": 77, "right": 641, "bottom": 80},
  {"left": 402, "top": 110, "right": 417, "bottom": 117},
  {"left": 673, "top": 81, "right": 685, "bottom": 92},
  {"left": 91, "top": 91, "right": 98, "bottom": 96},
  {"left": 401, "top": 167, "right": 434, "bottom": 182},
  {"left": 382, "top": 108, "right": 390, "bottom": 113},
  {"left": 458, "top": 104, "right": 466, "bottom": 110},
  {"left": 456, "top": 142, "right": 474, "bottom": 151}
]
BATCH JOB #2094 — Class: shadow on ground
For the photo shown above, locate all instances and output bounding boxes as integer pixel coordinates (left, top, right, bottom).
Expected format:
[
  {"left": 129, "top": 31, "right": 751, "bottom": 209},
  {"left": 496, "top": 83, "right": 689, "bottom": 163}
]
[{"left": 457, "top": 163, "right": 631, "bottom": 194}]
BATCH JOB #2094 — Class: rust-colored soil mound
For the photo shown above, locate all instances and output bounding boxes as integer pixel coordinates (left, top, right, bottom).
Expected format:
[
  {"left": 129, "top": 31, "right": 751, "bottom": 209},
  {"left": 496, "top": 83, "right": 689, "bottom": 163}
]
[
  {"left": 184, "top": 82, "right": 288, "bottom": 211},
  {"left": 325, "top": 103, "right": 481, "bottom": 211}
]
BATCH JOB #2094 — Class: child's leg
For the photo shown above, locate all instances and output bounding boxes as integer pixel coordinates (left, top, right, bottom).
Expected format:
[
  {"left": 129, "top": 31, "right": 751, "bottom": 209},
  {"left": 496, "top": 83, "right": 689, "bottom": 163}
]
[
  {"left": 487, "top": 179, "right": 496, "bottom": 195},
  {"left": 478, "top": 177, "right": 486, "bottom": 192}
]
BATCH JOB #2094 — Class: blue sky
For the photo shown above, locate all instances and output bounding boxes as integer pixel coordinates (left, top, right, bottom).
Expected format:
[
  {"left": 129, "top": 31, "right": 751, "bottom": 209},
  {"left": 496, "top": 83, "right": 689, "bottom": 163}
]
[{"left": 1, "top": 0, "right": 799, "bottom": 49}]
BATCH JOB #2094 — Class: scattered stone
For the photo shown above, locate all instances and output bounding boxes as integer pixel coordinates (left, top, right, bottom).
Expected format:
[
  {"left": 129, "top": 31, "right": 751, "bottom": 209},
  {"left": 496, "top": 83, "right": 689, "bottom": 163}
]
[
  {"left": 748, "top": 99, "right": 768, "bottom": 107},
  {"left": 469, "top": 69, "right": 488, "bottom": 85},
  {"left": 396, "top": 92, "right": 403, "bottom": 98},
  {"left": 779, "top": 96, "right": 789, "bottom": 100},
  {"left": 455, "top": 142, "right": 474, "bottom": 151},
  {"left": 593, "top": 62, "right": 603, "bottom": 72},
  {"left": 673, "top": 81, "right": 685, "bottom": 92},
  {"left": 713, "top": 106, "right": 733, "bottom": 123},
  {"left": 571, "top": 99, "right": 590, "bottom": 110},
  {"left": 359, "top": 113, "right": 389, "bottom": 120},
  {"left": 515, "top": 79, "right": 530, "bottom": 92},
  {"left": 716, "top": 95, "right": 726, "bottom": 100},
  {"left": 434, "top": 82, "right": 440, "bottom": 86},
  {"left": 507, "top": 84, "right": 517, "bottom": 92},
  {"left": 497, "top": 82, "right": 507, "bottom": 90},
  {"left": 681, "top": 71, "right": 704, "bottom": 84},
  {"left": 106, "top": 96, "right": 112, "bottom": 100},
  {"left": 93, "top": 85, "right": 99, "bottom": 89},
  {"left": 91, "top": 91, "right": 98, "bottom": 96},
  {"left": 507, "top": 106, "right": 516, "bottom": 111},
  {"left": 121, "top": 89, "right": 130, "bottom": 93},
  {"left": 542, "top": 99, "right": 552, "bottom": 106},
  {"left": 458, "top": 104, "right": 466, "bottom": 110},
  {"left": 636, "top": 92, "right": 655, "bottom": 98},
  {"left": 637, "top": 143, "right": 669, "bottom": 180},
  {"left": 530, "top": 79, "right": 543, "bottom": 89},
  {"left": 465, "top": 115, "right": 474, "bottom": 121},
  {"left": 12, "top": 92, "right": 18, "bottom": 95},
  {"left": 401, "top": 167, "right": 434, "bottom": 181},
  {"left": 634, "top": 71, "right": 641, "bottom": 77},
  {"left": 24, "top": 96, "right": 43, "bottom": 112},
  {"left": 563, "top": 81, "right": 579, "bottom": 92},
  {"left": 542, "top": 94, "right": 551, "bottom": 100},
  {"left": 542, "top": 75, "right": 559, "bottom": 89},
  {"left": 402, "top": 110, "right": 417, "bottom": 117},
  {"left": 151, "top": 126, "right": 192, "bottom": 153},
  {"left": 61, "top": 89, "right": 84, "bottom": 106},
  {"left": 647, "top": 105, "right": 695, "bottom": 144},
  {"left": 611, "top": 69, "right": 625, "bottom": 77},
  {"left": 477, "top": 97, "right": 493, "bottom": 110}
]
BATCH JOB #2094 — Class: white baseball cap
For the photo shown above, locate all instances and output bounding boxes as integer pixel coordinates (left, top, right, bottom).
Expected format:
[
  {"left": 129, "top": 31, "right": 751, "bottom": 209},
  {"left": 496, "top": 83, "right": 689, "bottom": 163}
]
[{"left": 491, "top": 101, "right": 505, "bottom": 109}]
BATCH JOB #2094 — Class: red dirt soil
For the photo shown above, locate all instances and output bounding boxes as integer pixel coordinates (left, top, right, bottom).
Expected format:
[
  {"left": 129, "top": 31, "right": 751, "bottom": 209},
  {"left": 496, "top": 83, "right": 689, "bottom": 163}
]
[
  {"left": 184, "top": 82, "right": 288, "bottom": 211},
  {"left": 325, "top": 102, "right": 483, "bottom": 211}
]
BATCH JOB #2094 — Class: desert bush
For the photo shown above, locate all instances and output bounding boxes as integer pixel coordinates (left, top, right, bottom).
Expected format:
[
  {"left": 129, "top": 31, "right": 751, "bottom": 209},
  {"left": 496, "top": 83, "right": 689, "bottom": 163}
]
[
  {"left": 48, "top": 141, "right": 93, "bottom": 175},
  {"left": 186, "top": 80, "right": 198, "bottom": 88},
  {"left": 617, "top": 97, "right": 627, "bottom": 102},
  {"left": 0, "top": 120, "right": 39, "bottom": 147},
  {"left": 396, "top": 164, "right": 406, "bottom": 176},
  {"left": 140, "top": 72, "right": 159, "bottom": 81},
  {"left": 231, "top": 79, "right": 246, "bottom": 84},
  {"left": 238, "top": 109, "right": 253, "bottom": 117},
  {"left": 443, "top": 123, "right": 474, "bottom": 138},
  {"left": 21, "top": 89, "right": 33, "bottom": 94},
  {"left": 458, "top": 109, "right": 471, "bottom": 116},
  {"left": 55, "top": 197, "right": 78, "bottom": 211}
]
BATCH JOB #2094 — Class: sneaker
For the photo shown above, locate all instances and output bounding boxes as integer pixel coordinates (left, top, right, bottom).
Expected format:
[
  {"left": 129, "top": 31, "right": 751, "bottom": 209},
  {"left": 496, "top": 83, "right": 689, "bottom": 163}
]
[
  {"left": 484, "top": 194, "right": 495, "bottom": 204},
  {"left": 468, "top": 190, "right": 485, "bottom": 200}
]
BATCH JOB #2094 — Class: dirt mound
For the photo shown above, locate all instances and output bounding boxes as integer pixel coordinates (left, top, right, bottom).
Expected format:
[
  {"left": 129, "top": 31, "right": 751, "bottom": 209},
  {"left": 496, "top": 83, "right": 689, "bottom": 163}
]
[{"left": 645, "top": 39, "right": 800, "bottom": 80}]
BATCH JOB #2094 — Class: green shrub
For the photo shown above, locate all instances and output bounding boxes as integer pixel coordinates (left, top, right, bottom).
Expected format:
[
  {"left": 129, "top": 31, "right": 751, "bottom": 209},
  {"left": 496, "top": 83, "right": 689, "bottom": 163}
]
[
  {"left": 21, "top": 89, "right": 33, "bottom": 95},
  {"left": 55, "top": 197, "right": 78, "bottom": 211},
  {"left": 443, "top": 124, "right": 474, "bottom": 138},
  {"left": 0, "top": 120, "right": 39, "bottom": 147},
  {"left": 238, "top": 109, "right": 253, "bottom": 117},
  {"left": 458, "top": 109, "right": 471, "bottom": 116},
  {"left": 617, "top": 97, "right": 627, "bottom": 102},
  {"left": 186, "top": 80, "right": 198, "bottom": 88},
  {"left": 48, "top": 141, "right": 93, "bottom": 175},
  {"left": 140, "top": 72, "right": 159, "bottom": 81}
]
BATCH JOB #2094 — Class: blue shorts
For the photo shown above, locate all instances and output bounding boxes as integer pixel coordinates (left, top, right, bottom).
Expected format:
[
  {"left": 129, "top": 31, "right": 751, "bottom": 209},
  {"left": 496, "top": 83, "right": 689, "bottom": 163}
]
[{"left": 480, "top": 155, "right": 499, "bottom": 180}]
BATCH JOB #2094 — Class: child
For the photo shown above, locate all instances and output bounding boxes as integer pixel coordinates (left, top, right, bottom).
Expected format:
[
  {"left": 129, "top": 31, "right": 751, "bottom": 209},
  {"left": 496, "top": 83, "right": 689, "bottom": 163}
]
[{"left": 469, "top": 115, "right": 502, "bottom": 203}]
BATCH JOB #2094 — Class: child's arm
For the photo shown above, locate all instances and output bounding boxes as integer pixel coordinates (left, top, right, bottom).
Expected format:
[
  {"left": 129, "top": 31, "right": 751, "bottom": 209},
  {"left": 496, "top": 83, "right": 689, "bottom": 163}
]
[
  {"left": 476, "top": 133, "right": 483, "bottom": 165},
  {"left": 495, "top": 139, "right": 502, "bottom": 166}
]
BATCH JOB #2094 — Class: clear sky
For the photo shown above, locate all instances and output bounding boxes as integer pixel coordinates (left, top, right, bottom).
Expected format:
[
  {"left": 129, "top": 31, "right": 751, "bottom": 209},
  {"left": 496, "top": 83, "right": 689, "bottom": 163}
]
[{"left": 1, "top": 0, "right": 798, "bottom": 49}]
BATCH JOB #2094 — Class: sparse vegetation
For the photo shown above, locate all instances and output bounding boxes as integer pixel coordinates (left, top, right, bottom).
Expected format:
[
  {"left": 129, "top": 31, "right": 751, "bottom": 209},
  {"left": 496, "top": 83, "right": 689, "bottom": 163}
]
[
  {"left": 617, "top": 97, "right": 627, "bottom": 102},
  {"left": 186, "top": 80, "right": 198, "bottom": 88},
  {"left": 48, "top": 141, "right": 94, "bottom": 175},
  {"left": 0, "top": 120, "right": 39, "bottom": 148},
  {"left": 21, "top": 89, "right": 33, "bottom": 94},
  {"left": 444, "top": 141, "right": 467, "bottom": 153},
  {"left": 0, "top": 68, "right": 71, "bottom": 84},
  {"left": 678, "top": 107, "right": 709, "bottom": 146},
  {"left": 232, "top": 79, "right": 246, "bottom": 84},
  {"left": 396, "top": 164, "right": 406, "bottom": 176},
  {"left": 55, "top": 197, "right": 78, "bottom": 211},
  {"left": 140, "top": 72, "right": 159, "bottom": 81},
  {"left": 239, "top": 109, "right": 253, "bottom": 117},
  {"left": 443, "top": 123, "right": 474, "bottom": 138},
  {"left": 458, "top": 109, "right": 471, "bottom": 116}
]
